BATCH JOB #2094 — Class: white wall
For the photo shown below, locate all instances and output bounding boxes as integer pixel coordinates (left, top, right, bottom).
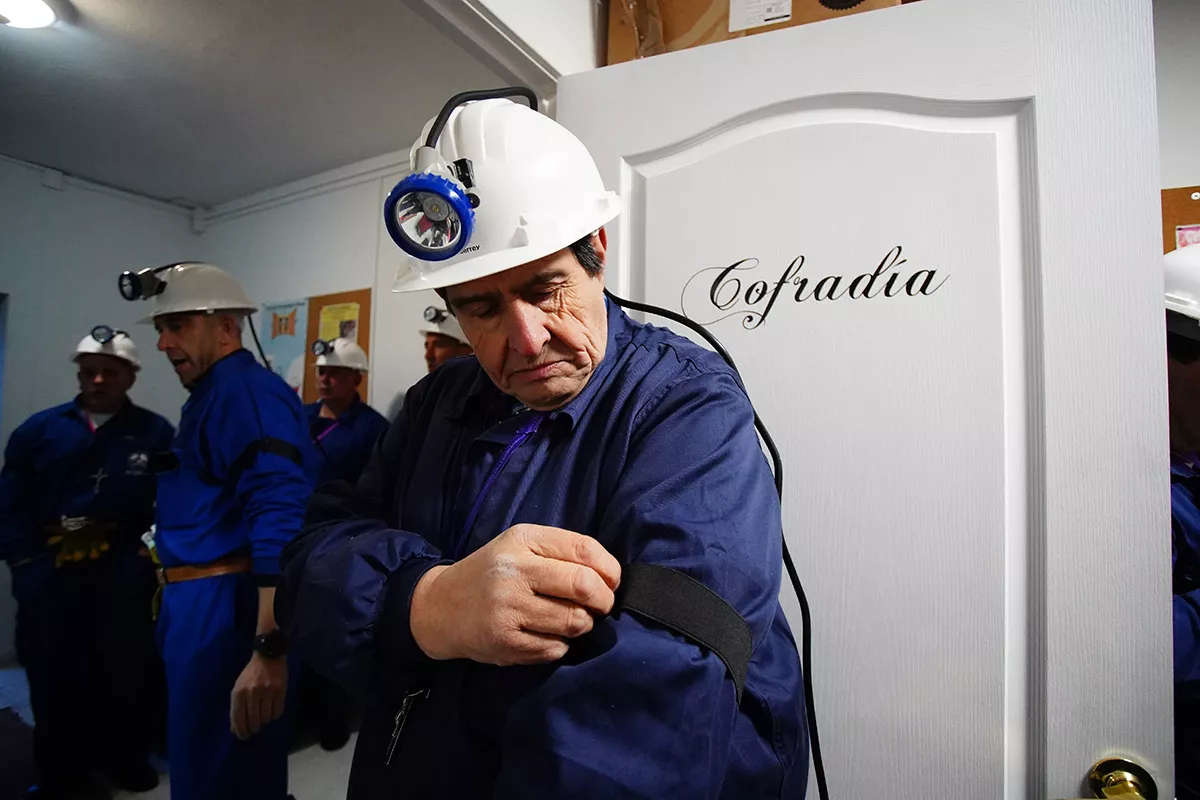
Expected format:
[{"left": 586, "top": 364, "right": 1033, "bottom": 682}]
[
  {"left": 200, "top": 153, "right": 444, "bottom": 418},
  {"left": 0, "top": 156, "right": 197, "bottom": 661},
  {"left": 1155, "top": 0, "right": 1200, "bottom": 188},
  {"left": 477, "top": 0, "right": 606, "bottom": 77}
]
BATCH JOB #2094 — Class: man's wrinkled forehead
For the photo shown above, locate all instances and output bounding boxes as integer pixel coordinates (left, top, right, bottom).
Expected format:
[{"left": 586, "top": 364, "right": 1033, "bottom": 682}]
[
  {"left": 444, "top": 260, "right": 576, "bottom": 311},
  {"left": 154, "top": 311, "right": 202, "bottom": 332}
]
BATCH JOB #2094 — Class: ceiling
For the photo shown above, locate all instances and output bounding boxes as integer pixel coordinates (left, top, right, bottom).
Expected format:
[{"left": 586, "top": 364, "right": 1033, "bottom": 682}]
[{"left": 0, "top": 0, "right": 505, "bottom": 207}]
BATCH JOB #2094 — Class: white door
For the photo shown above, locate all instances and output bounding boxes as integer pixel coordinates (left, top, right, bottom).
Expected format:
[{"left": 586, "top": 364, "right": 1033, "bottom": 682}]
[{"left": 557, "top": 0, "right": 1172, "bottom": 797}]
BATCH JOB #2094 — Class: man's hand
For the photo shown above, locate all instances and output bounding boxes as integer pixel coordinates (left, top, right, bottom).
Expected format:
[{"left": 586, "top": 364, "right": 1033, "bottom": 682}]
[
  {"left": 230, "top": 652, "right": 287, "bottom": 740},
  {"left": 410, "top": 524, "right": 622, "bottom": 666}
]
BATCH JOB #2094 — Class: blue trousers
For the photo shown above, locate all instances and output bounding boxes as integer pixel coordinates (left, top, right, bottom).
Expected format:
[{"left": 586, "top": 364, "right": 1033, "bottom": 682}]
[
  {"left": 158, "top": 574, "right": 291, "bottom": 800},
  {"left": 13, "top": 550, "right": 162, "bottom": 787}
]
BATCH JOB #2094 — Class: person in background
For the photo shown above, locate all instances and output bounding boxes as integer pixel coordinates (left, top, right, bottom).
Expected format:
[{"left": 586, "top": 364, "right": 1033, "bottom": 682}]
[
  {"left": 385, "top": 306, "right": 475, "bottom": 420},
  {"left": 419, "top": 306, "right": 473, "bottom": 373},
  {"left": 0, "top": 327, "right": 173, "bottom": 799},
  {"left": 278, "top": 94, "right": 806, "bottom": 798},
  {"left": 1165, "top": 243, "right": 1200, "bottom": 800},
  {"left": 118, "top": 262, "right": 315, "bottom": 800},
  {"left": 297, "top": 337, "right": 388, "bottom": 750},
  {"left": 307, "top": 338, "right": 389, "bottom": 488}
]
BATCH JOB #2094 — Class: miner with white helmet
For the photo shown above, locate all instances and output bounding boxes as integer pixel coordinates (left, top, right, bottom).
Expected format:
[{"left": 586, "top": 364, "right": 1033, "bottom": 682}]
[
  {"left": 295, "top": 336, "right": 387, "bottom": 751},
  {"left": 279, "top": 89, "right": 807, "bottom": 798},
  {"left": 0, "top": 326, "right": 173, "bottom": 798},
  {"left": 1164, "top": 243, "right": 1200, "bottom": 800},
  {"left": 307, "top": 337, "right": 388, "bottom": 488},
  {"left": 117, "top": 261, "right": 315, "bottom": 799},
  {"left": 418, "top": 305, "right": 473, "bottom": 372}
]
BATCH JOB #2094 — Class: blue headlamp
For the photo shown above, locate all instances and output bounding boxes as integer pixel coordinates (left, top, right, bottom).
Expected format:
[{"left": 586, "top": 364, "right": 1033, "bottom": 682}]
[
  {"left": 91, "top": 325, "right": 128, "bottom": 344},
  {"left": 383, "top": 87, "right": 538, "bottom": 262}
]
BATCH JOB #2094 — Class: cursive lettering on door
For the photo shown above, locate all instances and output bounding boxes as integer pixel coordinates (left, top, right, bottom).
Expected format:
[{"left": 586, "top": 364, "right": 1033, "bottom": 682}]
[{"left": 680, "top": 246, "right": 948, "bottom": 330}]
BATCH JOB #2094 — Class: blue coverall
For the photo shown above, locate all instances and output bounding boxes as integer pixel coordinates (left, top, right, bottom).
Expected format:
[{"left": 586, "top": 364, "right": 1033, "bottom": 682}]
[
  {"left": 279, "top": 301, "right": 808, "bottom": 799},
  {"left": 297, "top": 397, "right": 388, "bottom": 741},
  {"left": 1171, "top": 455, "right": 1200, "bottom": 800},
  {"left": 0, "top": 398, "right": 174, "bottom": 788},
  {"left": 154, "top": 349, "right": 314, "bottom": 800},
  {"left": 305, "top": 398, "right": 389, "bottom": 488}
]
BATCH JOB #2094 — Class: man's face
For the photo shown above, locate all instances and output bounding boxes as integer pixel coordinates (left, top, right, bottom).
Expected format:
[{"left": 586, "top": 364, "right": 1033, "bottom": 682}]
[
  {"left": 445, "top": 234, "right": 608, "bottom": 411},
  {"left": 155, "top": 313, "right": 233, "bottom": 387},
  {"left": 317, "top": 366, "right": 362, "bottom": 404},
  {"left": 424, "top": 333, "right": 473, "bottom": 373},
  {"left": 76, "top": 354, "right": 136, "bottom": 414}
]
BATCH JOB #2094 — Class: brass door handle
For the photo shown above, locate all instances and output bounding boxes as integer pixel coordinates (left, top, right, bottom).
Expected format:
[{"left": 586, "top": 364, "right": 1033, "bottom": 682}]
[{"left": 1058, "top": 758, "right": 1158, "bottom": 800}]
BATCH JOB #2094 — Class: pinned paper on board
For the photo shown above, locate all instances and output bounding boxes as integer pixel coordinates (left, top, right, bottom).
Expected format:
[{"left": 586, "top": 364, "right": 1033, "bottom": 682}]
[
  {"left": 1178, "top": 224, "right": 1200, "bottom": 251},
  {"left": 318, "top": 302, "right": 361, "bottom": 343}
]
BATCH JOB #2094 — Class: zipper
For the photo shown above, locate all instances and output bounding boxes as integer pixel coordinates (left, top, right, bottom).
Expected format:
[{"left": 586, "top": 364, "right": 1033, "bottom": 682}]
[{"left": 385, "top": 688, "right": 429, "bottom": 766}]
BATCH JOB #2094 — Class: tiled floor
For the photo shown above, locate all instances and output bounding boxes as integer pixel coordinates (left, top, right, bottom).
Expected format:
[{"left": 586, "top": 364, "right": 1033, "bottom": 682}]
[{"left": 0, "top": 664, "right": 357, "bottom": 800}]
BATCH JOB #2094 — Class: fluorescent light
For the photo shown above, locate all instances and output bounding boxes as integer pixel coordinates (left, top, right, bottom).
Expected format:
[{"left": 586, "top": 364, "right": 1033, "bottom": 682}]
[{"left": 0, "top": 0, "right": 57, "bottom": 28}]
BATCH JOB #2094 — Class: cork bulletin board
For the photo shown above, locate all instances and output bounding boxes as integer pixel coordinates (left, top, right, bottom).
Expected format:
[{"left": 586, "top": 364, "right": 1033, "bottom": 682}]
[
  {"left": 1163, "top": 185, "right": 1200, "bottom": 253},
  {"left": 302, "top": 287, "right": 372, "bottom": 404}
]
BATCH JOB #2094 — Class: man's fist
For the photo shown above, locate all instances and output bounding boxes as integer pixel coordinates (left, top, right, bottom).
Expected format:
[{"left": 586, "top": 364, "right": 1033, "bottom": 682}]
[{"left": 410, "top": 524, "right": 622, "bottom": 666}]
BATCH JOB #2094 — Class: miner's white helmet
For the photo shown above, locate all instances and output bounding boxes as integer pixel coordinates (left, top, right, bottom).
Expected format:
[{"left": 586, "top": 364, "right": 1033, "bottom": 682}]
[
  {"left": 387, "top": 90, "right": 620, "bottom": 293},
  {"left": 1166, "top": 244, "right": 1200, "bottom": 321},
  {"left": 73, "top": 326, "right": 141, "bottom": 370},
  {"left": 117, "top": 262, "right": 257, "bottom": 323},
  {"left": 312, "top": 338, "right": 370, "bottom": 372},
  {"left": 417, "top": 306, "right": 469, "bottom": 346}
]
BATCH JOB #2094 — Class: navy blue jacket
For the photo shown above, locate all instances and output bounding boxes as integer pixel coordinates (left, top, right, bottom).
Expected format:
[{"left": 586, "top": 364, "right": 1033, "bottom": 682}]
[
  {"left": 279, "top": 302, "right": 807, "bottom": 798},
  {"left": 0, "top": 398, "right": 174, "bottom": 569},
  {"left": 156, "top": 349, "right": 315, "bottom": 578},
  {"left": 1172, "top": 455, "right": 1200, "bottom": 798},
  {"left": 305, "top": 399, "right": 389, "bottom": 488}
]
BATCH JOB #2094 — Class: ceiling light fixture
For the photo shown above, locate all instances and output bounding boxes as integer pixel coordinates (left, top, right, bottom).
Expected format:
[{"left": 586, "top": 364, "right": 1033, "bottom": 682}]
[{"left": 0, "top": 0, "right": 57, "bottom": 28}]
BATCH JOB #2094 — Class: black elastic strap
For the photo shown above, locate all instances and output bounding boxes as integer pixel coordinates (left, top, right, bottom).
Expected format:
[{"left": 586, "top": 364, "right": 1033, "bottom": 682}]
[
  {"left": 615, "top": 563, "right": 752, "bottom": 700},
  {"left": 229, "top": 437, "right": 305, "bottom": 482}
]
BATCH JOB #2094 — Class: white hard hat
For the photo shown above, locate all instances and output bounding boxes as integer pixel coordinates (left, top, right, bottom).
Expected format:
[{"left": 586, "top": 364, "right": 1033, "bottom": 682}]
[
  {"left": 1165, "top": 244, "right": 1200, "bottom": 321},
  {"left": 313, "top": 338, "right": 370, "bottom": 372},
  {"left": 122, "top": 262, "right": 257, "bottom": 323},
  {"left": 73, "top": 325, "right": 140, "bottom": 370},
  {"left": 417, "top": 306, "right": 469, "bottom": 345},
  {"left": 387, "top": 95, "right": 621, "bottom": 293}
]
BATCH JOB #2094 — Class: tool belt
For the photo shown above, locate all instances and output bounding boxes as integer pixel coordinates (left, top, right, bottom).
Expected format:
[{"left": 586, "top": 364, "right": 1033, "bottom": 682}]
[
  {"left": 44, "top": 518, "right": 117, "bottom": 567},
  {"left": 156, "top": 555, "right": 253, "bottom": 587}
]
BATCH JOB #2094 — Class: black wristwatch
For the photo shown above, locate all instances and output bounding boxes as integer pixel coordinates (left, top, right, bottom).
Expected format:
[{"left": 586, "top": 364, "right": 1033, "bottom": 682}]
[{"left": 253, "top": 629, "right": 288, "bottom": 659}]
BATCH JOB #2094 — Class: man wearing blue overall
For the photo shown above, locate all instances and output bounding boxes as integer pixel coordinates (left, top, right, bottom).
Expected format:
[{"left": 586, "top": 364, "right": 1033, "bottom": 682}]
[
  {"left": 117, "top": 262, "right": 314, "bottom": 800},
  {"left": 306, "top": 338, "right": 389, "bottom": 489},
  {"left": 278, "top": 94, "right": 807, "bottom": 798},
  {"left": 0, "top": 328, "right": 173, "bottom": 799},
  {"left": 299, "top": 337, "right": 387, "bottom": 749},
  {"left": 1166, "top": 243, "right": 1200, "bottom": 800}
]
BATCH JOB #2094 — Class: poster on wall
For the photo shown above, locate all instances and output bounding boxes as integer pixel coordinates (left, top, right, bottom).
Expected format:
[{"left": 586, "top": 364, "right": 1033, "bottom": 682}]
[
  {"left": 259, "top": 299, "right": 308, "bottom": 394},
  {"left": 303, "top": 288, "right": 372, "bottom": 404}
]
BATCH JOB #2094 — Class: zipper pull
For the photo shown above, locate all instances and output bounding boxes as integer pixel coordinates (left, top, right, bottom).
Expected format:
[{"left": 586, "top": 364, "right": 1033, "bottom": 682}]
[{"left": 385, "top": 688, "right": 429, "bottom": 766}]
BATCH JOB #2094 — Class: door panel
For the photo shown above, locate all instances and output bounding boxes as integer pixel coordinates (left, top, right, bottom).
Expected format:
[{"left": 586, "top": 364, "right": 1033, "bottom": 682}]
[{"left": 558, "top": 1, "right": 1170, "bottom": 797}]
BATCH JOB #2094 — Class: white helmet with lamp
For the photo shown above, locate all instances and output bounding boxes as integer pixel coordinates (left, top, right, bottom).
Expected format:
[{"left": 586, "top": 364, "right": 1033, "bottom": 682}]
[
  {"left": 1166, "top": 244, "right": 1200, "bottom": 340},
  {"left": 117, "top": 262, "right": 257, "bottom": 323},
  {"left": 73, "top": 325, "right": 141, "bottom": 370},
  {"left": 386, "top": 88, "right": 621, "bottom": 293},
  {"left": 311, "top": 338, "right": 370, "bottom": 372},
  {"left": 418, "top": 306, "right": 469, "bottom": 346}
]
